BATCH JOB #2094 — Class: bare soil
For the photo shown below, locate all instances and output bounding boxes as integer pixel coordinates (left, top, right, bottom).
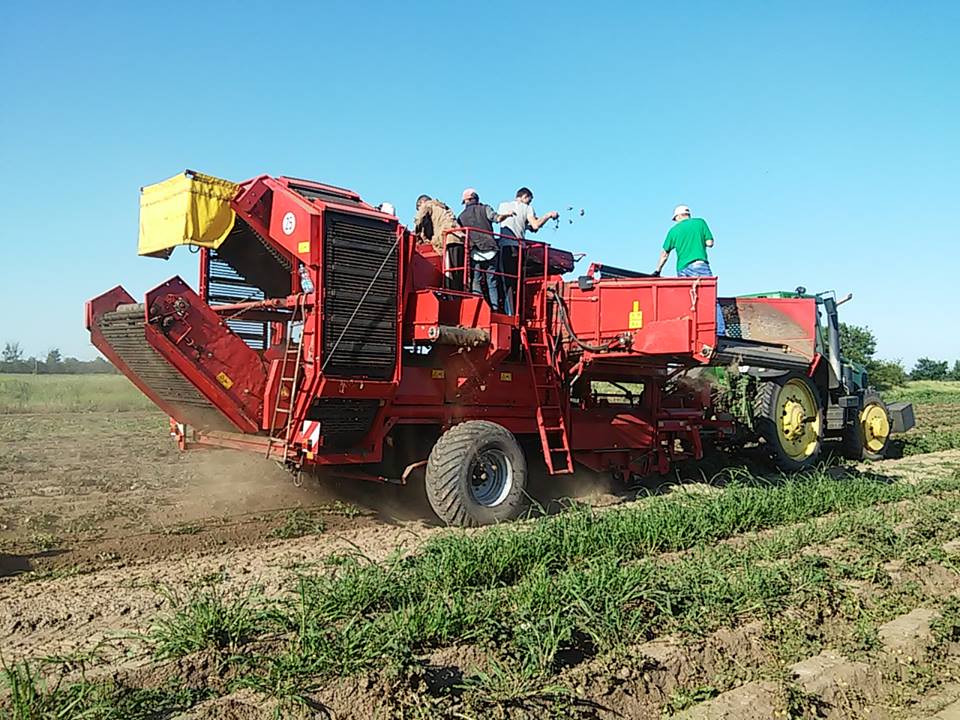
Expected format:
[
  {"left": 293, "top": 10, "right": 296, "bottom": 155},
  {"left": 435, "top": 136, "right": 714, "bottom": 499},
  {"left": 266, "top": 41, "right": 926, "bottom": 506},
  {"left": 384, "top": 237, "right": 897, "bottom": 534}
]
[{"left": 2, "top": 410, "right": 960, "bottom": 718}]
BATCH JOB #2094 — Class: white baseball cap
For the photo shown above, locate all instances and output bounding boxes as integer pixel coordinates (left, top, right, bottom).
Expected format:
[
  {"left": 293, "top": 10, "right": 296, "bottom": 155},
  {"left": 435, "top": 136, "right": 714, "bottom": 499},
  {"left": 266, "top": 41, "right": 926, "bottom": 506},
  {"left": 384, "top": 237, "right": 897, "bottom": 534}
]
[{"left": 672, "top": 204, "right": 691, "bottom": 220}]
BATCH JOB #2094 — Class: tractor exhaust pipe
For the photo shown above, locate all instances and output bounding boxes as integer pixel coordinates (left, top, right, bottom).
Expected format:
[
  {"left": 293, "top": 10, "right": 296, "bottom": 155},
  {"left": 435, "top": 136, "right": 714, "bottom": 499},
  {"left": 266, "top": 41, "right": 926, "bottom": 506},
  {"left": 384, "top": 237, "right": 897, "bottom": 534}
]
[{"left": 822, "top": 293, "right": 852, "bottom": 391}]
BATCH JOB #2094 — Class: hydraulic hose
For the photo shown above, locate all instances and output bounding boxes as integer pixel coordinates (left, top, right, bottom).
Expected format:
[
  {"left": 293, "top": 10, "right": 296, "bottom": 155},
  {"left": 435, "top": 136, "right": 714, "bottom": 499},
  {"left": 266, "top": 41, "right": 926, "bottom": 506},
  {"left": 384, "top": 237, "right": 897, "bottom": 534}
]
[{"left": 547, "top": 287, "right": 622, "bottom": 353}]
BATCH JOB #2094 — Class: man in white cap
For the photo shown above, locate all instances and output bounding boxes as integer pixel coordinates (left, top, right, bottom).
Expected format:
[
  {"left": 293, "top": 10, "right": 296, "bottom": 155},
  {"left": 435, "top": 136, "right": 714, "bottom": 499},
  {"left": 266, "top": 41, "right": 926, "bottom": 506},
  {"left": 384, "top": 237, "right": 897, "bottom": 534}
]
[
  {"left": 654, "top": 205, "right": 725, "bottom": 334},
  {"left": 654, "top": 205, "right": 714, "bottom": 277},
  {"left": 458, "top": 188, "right": 512, "bottom": 311}
]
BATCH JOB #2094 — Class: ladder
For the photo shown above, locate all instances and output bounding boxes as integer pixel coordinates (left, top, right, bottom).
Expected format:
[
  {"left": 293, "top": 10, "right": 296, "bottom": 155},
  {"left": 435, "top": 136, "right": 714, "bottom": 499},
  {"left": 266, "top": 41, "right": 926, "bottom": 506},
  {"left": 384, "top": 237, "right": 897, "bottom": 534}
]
[
  {"left": 521, "top": 321, "right": 574, "bottom": 475},
  {"left": 266, "top": 295, "right": 307, "bottom": 460}
]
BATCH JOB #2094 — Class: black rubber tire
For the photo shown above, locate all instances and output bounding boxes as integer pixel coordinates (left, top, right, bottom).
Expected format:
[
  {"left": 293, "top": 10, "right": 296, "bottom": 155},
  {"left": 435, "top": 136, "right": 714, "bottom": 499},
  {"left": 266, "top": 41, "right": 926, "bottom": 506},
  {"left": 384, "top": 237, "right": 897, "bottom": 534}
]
[
  {"left": 841, "top": 390, "right": 891, "bottom": 462},
  {"left": 425, "top": 421, "right": 529, "bottom": 527},
  {"left": 754, "top": 373, "right": 824, "bottom": 472}
]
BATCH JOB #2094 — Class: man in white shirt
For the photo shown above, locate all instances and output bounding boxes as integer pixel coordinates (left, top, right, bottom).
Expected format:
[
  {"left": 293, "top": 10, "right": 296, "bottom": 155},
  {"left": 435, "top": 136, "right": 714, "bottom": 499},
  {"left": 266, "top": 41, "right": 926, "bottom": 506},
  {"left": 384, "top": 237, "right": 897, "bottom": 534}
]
[{"left": 496, "top": 187, "right": 559, "bottom": 315}]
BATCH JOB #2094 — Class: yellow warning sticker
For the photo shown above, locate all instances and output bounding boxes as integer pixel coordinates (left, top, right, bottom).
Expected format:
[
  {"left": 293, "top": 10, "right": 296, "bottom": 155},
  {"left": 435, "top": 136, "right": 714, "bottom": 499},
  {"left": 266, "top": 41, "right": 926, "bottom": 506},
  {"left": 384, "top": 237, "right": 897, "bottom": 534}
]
[
  {"left": 500, "top": 372, "right": 513, "bottom": 382},
  {"left": 431, "top": 369, "right": 445, "bottom": 379},
  {"left": 628, "top": 300, "right": 644, "bottom": 329},
  {"left": 216, "top": 371, "right": 234, "bottom": 390},
  {"left": 298, "top": 241, "right": 310, "bottom": 254}
]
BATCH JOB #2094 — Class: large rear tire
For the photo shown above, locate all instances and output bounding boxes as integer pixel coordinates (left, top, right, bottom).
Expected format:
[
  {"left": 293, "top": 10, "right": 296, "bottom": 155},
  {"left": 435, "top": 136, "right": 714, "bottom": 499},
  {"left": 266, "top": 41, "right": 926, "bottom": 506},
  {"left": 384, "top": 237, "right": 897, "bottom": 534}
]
[
  {"left": 425, "top": 421, "right": 529, "bottom": 527},
  {"left": 842, "top": 391, "right": 891, "bottom": 461},
  {"left": 754, "top": 373, "right": 824, "bottom": 472}
]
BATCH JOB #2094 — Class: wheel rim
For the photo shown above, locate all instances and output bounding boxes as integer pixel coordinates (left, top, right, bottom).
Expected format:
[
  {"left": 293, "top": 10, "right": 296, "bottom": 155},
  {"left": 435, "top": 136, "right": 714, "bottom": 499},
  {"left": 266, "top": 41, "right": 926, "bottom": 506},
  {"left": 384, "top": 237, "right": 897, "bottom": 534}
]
[
  {"left": 775, "top": 378, "right": 821, "bottom": 461},
  {"left": 470, "top": 448, "right": 513, "bottom": 507},
  {"left": 861, "top": 403, "right": 890, "bottom": 453}
]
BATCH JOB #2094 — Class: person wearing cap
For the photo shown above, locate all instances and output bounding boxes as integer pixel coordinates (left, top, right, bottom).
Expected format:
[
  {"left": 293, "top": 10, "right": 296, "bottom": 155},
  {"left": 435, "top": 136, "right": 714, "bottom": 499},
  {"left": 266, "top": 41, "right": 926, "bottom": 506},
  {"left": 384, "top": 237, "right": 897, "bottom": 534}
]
[
  {"left": 414, "top": 194, "right": 464, "bottom": 290},
  {"left": 496, "top": 187, "right": 559, "bottom": 315},
  {"left": 457, "top": 189, "right": 512, "bottom": 311},
  {"left": 654, "top": 205, "right": 725, "bottom": 335}
]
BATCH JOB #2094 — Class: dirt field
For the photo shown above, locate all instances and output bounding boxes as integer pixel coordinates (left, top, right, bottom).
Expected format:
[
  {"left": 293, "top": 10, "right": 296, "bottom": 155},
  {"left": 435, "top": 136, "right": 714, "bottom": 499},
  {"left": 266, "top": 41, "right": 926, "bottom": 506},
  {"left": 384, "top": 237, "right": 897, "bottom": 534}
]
[{"left": 3, "top": 376, "right": 960, "bottom": 718}]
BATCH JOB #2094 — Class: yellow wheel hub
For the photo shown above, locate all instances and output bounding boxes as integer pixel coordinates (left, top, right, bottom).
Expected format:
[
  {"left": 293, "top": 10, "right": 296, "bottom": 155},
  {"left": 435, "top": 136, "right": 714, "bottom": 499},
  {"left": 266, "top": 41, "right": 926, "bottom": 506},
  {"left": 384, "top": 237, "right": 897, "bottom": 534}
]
[
  {"left": 860, "top": 403, "right": 890, "bottom": 453},
  {"left": 775, "top": 379, "right": 822, "bottom": 461}
]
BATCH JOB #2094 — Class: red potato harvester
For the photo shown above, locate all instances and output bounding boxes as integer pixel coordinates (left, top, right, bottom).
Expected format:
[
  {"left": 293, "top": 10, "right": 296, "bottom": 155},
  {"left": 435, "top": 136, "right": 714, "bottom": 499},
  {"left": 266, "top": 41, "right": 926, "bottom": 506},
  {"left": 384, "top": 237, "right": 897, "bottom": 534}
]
[{"left": 87, "top": 171, "right": 914, "bottom": 526}]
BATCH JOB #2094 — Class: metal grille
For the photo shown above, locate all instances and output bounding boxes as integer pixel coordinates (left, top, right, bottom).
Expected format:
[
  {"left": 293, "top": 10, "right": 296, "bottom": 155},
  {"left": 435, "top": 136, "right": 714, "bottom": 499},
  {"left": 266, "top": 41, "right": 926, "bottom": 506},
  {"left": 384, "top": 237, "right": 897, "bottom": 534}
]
[
  {"left": 288, "top": 183, "right": 361, "bottom": 206},
  {"left": 207, "top": 249, "right": 269, "bottom": 350},
  {"left": 720, "top": 301, "right": 743, "bottom": 339},
  {"left": 321, "top": 212, "right": 398, "bottom": 379},
  {"left": 306, "top": 398, "right": 380, "bottom": 449}
]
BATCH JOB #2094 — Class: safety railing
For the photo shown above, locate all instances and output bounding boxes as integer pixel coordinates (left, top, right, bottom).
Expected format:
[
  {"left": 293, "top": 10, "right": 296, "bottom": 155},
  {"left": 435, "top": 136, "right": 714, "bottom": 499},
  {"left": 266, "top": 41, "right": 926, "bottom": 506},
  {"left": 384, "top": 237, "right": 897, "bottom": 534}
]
[{"left": 439, "top": 227, "right": 551, "bottom": 318}]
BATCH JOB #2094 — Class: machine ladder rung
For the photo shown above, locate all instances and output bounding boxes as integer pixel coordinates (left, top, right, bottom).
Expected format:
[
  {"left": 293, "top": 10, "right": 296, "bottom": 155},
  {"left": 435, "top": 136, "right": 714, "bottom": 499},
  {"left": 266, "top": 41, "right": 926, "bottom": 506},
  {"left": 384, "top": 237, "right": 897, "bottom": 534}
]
[
  {"left": 266, "top": 295, "right": 307, "bottom": 461},
  {"left": 520, "top": 324, "right": 573, "bottom": 475}
]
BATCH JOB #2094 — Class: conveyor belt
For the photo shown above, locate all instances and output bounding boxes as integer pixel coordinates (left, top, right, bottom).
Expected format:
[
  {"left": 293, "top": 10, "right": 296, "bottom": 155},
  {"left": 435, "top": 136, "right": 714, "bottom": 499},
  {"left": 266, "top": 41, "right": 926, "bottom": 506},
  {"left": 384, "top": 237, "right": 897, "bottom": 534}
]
[
  {"left": 96, "top": 304, "right": 235, "bottom": 431},
  {"left": 712, "top": 337, "right": 811, "bottom": 371}
]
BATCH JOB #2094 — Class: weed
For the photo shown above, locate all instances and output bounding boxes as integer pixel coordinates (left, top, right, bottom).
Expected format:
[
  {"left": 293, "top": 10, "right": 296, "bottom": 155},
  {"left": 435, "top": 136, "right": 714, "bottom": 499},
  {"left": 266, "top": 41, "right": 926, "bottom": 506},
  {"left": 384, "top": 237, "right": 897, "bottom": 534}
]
[
  {"left": 269, "top": 509, "right": 326, "bottom": 539},
  {"left": 321, "top": 500, "right": 363, "bottom": 518},
  {"left": 932, "top": 596, "right": 960, "bottom": 646},
  {"left": 162, "top": 524, "right": 202, "bottom": 536},
  {"left": 0, "top": 657, "right": 209, "bottom": 720},
  {"left": 663, "top": 684, "right": 719, "bottom": 714},
  {"left": 28, "top": 532, "right": 59, "bottom": 552},
  {"left": 899, "top": 429, "right": 960, "bottom": 456},
  {"left": 148, "top": 581, "right": 271, "bottom": 659},
  {"left": 460, "top": 659, "right": 573, "bottom": 710}
]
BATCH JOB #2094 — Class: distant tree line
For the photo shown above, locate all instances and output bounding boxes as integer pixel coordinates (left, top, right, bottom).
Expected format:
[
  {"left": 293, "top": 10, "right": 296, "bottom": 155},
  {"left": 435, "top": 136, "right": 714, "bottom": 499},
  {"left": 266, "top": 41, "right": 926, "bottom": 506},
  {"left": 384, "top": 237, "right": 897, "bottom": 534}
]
[
  {"left": 839, "top": 324, "right": 959, "bottom": 387},
  {"left": 1, "top": 342, "right": 116, "bottom": 374},
  {"left": 838, "top": 323, "right": 908, "bottom": 390},
  {"left": 1, "top": 332, "right": 950, "bottom": 384},
  {"left": 908, "top": 357, "right": 960, "bottom": 382}
]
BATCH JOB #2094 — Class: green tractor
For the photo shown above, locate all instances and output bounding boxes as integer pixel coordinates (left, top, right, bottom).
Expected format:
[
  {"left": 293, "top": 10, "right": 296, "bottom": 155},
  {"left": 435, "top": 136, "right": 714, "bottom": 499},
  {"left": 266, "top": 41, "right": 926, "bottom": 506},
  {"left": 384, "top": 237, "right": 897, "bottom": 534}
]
[{"left": 711, "top": 289, "right": 915, "bottom": 471}]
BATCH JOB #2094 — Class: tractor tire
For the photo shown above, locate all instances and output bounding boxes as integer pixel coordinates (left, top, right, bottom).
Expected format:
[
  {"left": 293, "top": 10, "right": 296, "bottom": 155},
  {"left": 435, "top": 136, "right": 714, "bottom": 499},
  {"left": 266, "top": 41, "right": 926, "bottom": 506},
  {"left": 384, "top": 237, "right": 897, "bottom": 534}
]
[
  {"left": 754, "top": 373, "right": 824, "bottom": 472},
  {"left": 841, "top": 390, "right": 891, "bottom": 461},
  {"left": 425, "top": 421, "right": 529, "bottom": 527}
]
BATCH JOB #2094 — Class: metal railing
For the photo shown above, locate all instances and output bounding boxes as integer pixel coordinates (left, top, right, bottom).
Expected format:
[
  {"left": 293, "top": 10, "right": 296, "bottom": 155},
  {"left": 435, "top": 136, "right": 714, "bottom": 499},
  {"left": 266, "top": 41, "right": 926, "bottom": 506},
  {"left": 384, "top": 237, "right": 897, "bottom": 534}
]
[{"left": 439, "top": 227, "right": 551, "bottom": 317}]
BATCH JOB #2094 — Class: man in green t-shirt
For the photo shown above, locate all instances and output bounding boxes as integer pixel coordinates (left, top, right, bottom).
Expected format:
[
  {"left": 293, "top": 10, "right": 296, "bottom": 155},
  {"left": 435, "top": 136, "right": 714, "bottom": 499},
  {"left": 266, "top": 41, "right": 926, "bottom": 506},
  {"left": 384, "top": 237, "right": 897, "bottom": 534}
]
[
  {"left": 653, "top": 204, "right": 725, "bottom": 335},
  {"left": 654, "top": 205, "right": 714, "bottom": 277}
]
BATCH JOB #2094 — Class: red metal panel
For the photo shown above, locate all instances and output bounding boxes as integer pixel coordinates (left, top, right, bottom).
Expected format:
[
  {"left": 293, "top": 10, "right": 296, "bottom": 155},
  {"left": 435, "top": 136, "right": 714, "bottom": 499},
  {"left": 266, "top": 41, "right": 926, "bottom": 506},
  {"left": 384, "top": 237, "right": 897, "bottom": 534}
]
[
  {"left": 562, "top": 277, "right": 717, "bottom": 360},
  {"left": 144, "top": 277, "right": 267, "bottom": 432},
  {"left": 726, "top": 297, "right": 817, "bottom": 358},
  {"left": 87, "top": 286, "right": 187, "bottom": 423}
]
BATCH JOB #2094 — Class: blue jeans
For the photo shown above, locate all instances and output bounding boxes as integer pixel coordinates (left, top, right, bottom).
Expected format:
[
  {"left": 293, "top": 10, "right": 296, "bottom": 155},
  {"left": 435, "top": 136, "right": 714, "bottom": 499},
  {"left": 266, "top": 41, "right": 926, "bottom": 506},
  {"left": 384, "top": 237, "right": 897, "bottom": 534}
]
[
  {"left": 471, "top": 254, "right": 501, "bottom": 312},
  {"left": 498, "top": 244, "right": 520, "bottom": 315},
  {"left": 678, "top": 261, "right": 726, "bottom": 336}
]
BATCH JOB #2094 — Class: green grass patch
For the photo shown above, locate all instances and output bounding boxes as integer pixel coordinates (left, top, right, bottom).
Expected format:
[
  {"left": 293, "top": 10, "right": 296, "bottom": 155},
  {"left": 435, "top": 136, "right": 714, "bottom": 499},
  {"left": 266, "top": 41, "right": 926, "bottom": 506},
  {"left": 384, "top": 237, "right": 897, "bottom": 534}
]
[
  {"left": 148, "top": 582, "right": 271, "bottom": 659},
  {"left": 899, "top": 429, "right": 960, "bottom": 456},
  {"left": 20, "top": 472, "right": 960, "bottom": 717},
  {"left": 0, "top": 374, "right": 154, "bottom": 413},
  {"left": 0, "top": 658, "right": 210, "bottom": 720},
  {"left": 886, "top": 380, "right": 960, "bottom": 406},
  {"left": 164, "top": 473, "right": 959, "bottom": 687},
  {"left": 269, "top": 509, "right": 326, "bottom": 539}
]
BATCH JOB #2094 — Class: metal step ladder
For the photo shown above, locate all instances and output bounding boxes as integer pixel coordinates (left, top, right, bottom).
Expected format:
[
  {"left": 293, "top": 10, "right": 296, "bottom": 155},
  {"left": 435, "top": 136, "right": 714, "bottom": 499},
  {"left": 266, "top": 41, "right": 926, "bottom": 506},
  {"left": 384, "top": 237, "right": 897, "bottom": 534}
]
[
  {"left": 521, "top": 323, "right": 573, "bottom": 474},
  {"left": 266, "top": 295, "right": 307, "bottom": 460}
]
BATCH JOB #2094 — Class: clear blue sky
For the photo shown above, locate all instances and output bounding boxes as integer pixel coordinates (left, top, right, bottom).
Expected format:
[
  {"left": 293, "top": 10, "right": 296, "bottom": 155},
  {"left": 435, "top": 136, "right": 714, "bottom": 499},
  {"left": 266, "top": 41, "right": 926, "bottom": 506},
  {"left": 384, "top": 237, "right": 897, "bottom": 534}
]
[{"left": 1, "top": 1, "right": 955, "bottom": 367}]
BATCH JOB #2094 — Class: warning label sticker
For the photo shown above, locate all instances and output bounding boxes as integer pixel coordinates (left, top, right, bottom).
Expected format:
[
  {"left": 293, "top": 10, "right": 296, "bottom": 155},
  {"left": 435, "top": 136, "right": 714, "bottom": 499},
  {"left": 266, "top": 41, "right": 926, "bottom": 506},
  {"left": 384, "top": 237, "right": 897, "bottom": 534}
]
[{"left": 628, "top": 301, "right": 644, "bottom": 329}]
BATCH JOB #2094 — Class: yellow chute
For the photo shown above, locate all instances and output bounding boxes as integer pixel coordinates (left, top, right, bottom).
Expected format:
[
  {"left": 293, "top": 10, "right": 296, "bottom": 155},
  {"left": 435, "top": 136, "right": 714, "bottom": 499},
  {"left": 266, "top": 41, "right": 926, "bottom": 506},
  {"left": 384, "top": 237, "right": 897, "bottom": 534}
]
[{"left": 138, "top": 170, "right": 239, "bottom": 258}]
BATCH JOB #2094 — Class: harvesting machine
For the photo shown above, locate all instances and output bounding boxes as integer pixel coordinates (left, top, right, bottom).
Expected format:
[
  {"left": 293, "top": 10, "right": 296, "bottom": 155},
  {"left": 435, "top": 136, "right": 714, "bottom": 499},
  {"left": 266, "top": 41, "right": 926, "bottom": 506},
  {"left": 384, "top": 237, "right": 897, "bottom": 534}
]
[{"left": 87, "top": 171, "right": 914, "bottom": 526}]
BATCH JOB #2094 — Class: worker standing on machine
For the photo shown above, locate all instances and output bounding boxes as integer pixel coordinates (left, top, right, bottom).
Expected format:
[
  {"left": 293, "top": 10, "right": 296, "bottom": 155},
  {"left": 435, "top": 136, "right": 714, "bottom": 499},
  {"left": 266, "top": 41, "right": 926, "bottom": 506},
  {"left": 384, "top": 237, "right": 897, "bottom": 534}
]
[
  {"left": 496, "top": 187, "right": 559, "bottom": 315},
  {"left": 414, "top": 195, "right": 465, "bottom": 290},
  {"left": 458, "top": 188, "right": 512, "bottom": 312},
  {"left": 653, "top": 204, "right": 726, "bottom": 335}
]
